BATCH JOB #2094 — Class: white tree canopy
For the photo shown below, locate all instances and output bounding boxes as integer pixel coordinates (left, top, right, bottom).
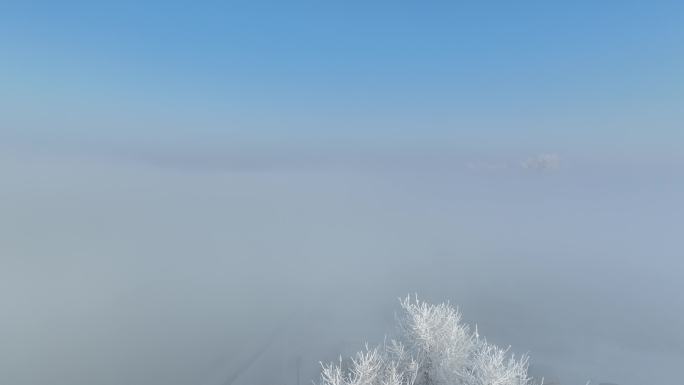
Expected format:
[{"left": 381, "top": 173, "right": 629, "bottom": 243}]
[{"left": 319, "top": 296, "right": 537, "bottom": 385}]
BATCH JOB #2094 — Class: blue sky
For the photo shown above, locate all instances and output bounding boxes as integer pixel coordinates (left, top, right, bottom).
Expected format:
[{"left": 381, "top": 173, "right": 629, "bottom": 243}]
[{"left": 2, "top": 1, "right": 683, "bottom": 162}]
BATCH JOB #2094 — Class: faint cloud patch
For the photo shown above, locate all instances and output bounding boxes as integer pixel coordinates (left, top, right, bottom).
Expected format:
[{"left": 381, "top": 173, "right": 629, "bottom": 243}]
[
  {"left": 521, "top": 153, "right": 560, "bottom": 171},
  {"left": 466, "top": 153, "right": 561, "bottom": 173}
]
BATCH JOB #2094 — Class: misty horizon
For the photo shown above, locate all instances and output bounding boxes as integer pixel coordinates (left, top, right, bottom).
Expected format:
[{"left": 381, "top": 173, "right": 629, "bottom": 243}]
[{"left": 2, "top": 2, "right": 683, "bottom": 385}]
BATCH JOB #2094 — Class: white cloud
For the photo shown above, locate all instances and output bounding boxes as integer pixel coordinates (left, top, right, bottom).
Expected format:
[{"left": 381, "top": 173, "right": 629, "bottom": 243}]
[{"left": 521, "top": 153, "right": 560, "bottom": 171}]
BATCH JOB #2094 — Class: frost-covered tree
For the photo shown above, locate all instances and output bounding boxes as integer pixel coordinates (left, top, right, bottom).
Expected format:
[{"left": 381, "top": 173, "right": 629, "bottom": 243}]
[{"left": 319, "top": 296, "right": 537, "bottom": 385}]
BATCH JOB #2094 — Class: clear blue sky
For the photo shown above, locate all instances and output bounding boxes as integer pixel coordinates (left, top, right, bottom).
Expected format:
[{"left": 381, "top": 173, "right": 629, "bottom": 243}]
[{"left": 2, "top": 1, "right": 682, "bottom": 163}]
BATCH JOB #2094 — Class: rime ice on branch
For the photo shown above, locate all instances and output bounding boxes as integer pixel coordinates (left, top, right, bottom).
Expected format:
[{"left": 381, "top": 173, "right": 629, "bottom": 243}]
[{"left": 319, "top": 296, "right": 536, "bottom": 385}]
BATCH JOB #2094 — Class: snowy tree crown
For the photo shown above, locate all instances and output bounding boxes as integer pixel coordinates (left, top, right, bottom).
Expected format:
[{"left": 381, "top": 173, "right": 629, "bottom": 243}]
[{"left": 319, "top": 296, "right": 536, "bottom": 385}]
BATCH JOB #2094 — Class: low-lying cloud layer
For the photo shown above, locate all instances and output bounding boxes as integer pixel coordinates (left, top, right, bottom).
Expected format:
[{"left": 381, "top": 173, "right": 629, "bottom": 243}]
[{"left": 1, "top": 151, "right": 681, "bottom": 385}]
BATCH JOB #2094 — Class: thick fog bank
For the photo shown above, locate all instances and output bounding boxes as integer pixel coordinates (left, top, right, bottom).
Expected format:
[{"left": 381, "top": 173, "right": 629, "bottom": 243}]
[{"left": 1, "top": 154, "right": 682, "bottom": 385}]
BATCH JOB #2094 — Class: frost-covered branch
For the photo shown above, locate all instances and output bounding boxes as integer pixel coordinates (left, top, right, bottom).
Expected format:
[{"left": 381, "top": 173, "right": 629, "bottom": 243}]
[{"left": 319, "top": 296, "right": 537, "bottom": 385}]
